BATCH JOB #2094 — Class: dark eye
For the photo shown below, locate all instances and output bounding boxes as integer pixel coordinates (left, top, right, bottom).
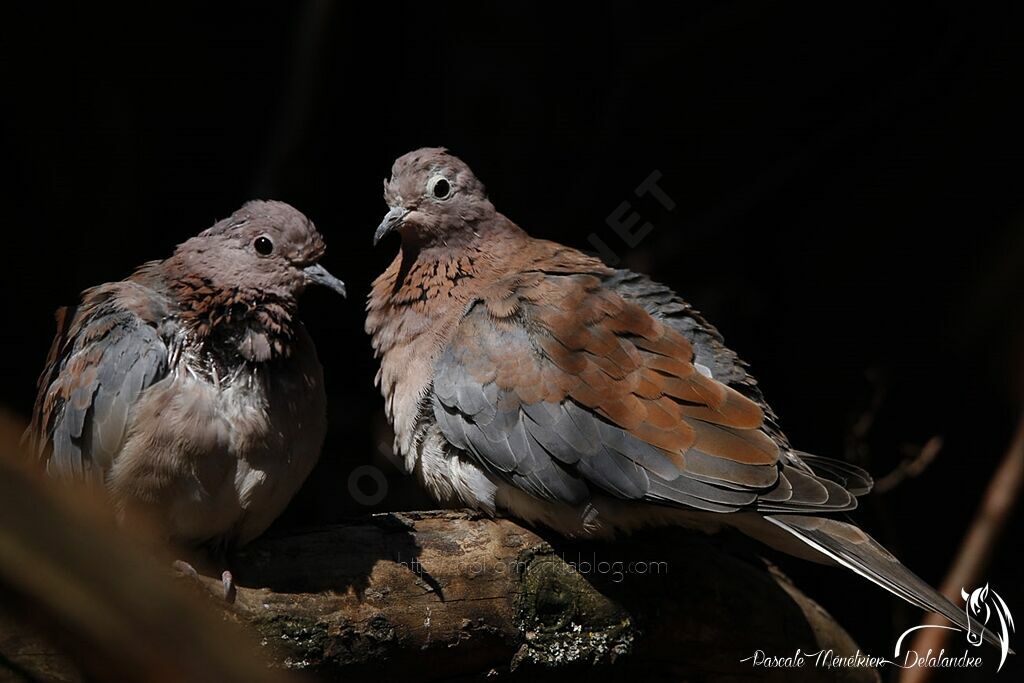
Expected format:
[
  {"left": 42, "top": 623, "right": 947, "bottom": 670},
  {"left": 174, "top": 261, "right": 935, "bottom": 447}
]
[
  {"left": 427, "top": 175, "right": 452, "bottom": 199},
  {"left": 254, "top": 235, "right": 274, "bottom": 256}
]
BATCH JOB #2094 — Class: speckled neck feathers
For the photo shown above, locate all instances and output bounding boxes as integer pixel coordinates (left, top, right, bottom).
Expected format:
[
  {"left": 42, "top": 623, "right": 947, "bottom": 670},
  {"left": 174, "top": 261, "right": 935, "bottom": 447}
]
[{"left": 154, "top": 262, "right": 299, "bottom": 364}]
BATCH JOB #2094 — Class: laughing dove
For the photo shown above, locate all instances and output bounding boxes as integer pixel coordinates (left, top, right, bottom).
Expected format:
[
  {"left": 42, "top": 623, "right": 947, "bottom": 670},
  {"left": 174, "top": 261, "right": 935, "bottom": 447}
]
[
  {"left": 27, "top": 200, "right": 346, "bottom": 551},
  {"left": 366, "top": 147, "right": 998, "bottom": 645}
]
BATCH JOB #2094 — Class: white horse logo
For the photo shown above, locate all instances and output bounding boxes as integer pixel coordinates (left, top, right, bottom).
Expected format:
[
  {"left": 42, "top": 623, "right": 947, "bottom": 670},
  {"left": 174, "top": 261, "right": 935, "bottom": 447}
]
[
  {"left": 895, "top": 583, "right": 1015, "bottom": 672},
  {"left": 963, "top": 584, "right": 1015, "bottom": 670}
]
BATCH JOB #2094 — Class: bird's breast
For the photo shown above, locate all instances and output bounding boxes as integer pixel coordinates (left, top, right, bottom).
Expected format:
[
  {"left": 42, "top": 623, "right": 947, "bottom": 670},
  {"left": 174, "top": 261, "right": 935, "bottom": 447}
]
[
  {"left": 368, "top": 301, "right": 466, "bottom": 464},
  {"left": 368, "top": 251, "right": 495, "bottom": 462},
  {"left": 109, "top": 351, "right": 322, "bottom": 545}
]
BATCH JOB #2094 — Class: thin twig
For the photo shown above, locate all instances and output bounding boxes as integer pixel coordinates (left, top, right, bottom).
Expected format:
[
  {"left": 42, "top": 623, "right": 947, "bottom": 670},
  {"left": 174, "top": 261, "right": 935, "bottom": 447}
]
[{"left": 875, "top": 436, "right": 943, "bottom": 493}]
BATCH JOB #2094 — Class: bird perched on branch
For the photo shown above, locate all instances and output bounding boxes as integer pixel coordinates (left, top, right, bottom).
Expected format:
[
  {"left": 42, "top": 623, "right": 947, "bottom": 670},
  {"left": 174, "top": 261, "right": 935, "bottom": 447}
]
[
  {"left": 367, "top": 147, "right": 999, "bottom": 646},
  {"left": 27, "top": 201, "right": 346, "bottom": 561}
]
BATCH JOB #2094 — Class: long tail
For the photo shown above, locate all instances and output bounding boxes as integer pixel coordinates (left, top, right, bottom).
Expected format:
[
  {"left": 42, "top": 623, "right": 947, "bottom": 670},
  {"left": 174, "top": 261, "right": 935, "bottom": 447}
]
[{"left": 765, "top": 514, "right": 1008, "bottom": 651}]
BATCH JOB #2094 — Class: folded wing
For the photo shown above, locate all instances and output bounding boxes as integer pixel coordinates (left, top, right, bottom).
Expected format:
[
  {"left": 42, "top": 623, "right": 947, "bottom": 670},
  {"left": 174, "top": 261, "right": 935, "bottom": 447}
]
[
  {"left": 432, "top": 271, "right": 858, "bottom": 514},
  {"left": 28, "top": 285, "right": 169, "bottom": 481}
]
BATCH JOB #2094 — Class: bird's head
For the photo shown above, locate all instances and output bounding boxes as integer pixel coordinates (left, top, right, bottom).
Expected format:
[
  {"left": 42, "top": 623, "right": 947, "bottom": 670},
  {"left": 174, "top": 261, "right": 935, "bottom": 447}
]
[
  {"left": 375, "top": 148, "right": 495, "bottom": 248},
  {"left": 162, "top": 201, "right": 345, "bottom": 360},
  {"left": 173, "top": 200, "right": 346, "bottom": 303}
]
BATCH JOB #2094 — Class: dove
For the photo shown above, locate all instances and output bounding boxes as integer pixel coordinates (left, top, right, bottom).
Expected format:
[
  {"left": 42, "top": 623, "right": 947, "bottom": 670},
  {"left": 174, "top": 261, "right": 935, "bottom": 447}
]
[
  {"left": 366, "top": 147, "right": 1001, "bottom": 646},
  {"left": 27, "top": 200, "right": 346, "bottom": 560}
]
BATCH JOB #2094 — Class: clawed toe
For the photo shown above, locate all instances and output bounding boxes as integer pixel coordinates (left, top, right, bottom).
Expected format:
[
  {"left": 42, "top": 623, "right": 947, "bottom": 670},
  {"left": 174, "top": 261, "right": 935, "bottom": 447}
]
[{"left": 222, "top": 570, "right": 236, "bottom": 603}]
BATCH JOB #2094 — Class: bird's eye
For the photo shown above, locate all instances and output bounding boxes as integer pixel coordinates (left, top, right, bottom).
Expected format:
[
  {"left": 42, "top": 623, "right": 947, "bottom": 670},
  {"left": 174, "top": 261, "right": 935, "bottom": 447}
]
[
  {"left": 427, "top": 175, "right": 452, "bottom": 200},
  {"left": 254, "top": 236, "right": 274, "bottom": 256}
]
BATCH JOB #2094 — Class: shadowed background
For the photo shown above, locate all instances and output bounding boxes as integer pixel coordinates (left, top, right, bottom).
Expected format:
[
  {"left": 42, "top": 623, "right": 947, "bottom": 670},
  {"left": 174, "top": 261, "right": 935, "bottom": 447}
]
[{"left": 1, "top": 1, "right": 1021, "bottom": 674}]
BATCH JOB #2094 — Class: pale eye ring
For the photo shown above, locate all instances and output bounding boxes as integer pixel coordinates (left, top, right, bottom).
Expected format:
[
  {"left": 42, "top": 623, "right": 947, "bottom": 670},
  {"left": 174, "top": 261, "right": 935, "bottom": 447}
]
[
  {"left": 427, "top": 174, "right": 452, "bottom": 200},
  {"left": 253, "top": 235, "right": 274, "bottom": 256}
]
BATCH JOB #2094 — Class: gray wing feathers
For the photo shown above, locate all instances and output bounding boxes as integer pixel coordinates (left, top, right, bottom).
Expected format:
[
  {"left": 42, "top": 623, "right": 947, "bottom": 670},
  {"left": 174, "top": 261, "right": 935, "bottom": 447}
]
[
  {"left": 48, "top": 313, "right": 168, "bottom": 481},
  {"left": 756, "top": 467, "right": 855, "bottom": 513},
  {"left": 797, "top": 452, "right": 874, "bottom": 495},
  {"left": 683, "top": 448, "right": 778, "bottom": 490}
]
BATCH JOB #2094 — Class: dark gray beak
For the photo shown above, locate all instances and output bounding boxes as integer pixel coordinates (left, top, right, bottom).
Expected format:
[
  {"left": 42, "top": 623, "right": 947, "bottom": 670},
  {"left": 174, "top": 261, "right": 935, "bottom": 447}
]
[
  {"left": 374, "top": 206, "right": 409, "bottom": 246},
  {"left": 303, "top": 263, "right": 346, "bottom": 297}
]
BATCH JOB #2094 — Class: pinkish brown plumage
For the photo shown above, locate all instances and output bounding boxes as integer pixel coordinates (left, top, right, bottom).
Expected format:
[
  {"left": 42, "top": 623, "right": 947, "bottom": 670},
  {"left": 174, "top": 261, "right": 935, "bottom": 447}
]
[
  {"left": 366, "top": 147, "right": 999, "bottom": 646},
  {"left": 28, "top": 200, "right": 346, "bottom": 550}
]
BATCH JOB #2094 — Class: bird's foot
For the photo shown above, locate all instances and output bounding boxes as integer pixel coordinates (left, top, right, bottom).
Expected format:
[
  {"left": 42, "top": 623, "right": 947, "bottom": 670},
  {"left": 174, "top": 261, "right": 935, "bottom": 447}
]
[
  {"left": 172, "top": 559, "right": 200, "bottom": 580},
  {"left": 171, "top": 560, "right": 236, "bottom": 603}
]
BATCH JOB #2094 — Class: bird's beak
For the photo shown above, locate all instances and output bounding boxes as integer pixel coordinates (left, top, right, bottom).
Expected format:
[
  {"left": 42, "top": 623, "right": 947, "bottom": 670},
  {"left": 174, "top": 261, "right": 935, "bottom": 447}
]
[
  {"left": 303, "top": 263, "right": 347, "bottom": 298},
  {"left": 374, "top": 206, "right": 409, "bottom": 246}
]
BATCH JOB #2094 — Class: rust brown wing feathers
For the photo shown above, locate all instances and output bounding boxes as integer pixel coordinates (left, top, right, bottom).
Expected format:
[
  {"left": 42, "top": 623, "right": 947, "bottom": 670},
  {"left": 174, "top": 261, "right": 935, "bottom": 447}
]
[{"left": 432, "top": 269, "right": 815, "bottom": 512}]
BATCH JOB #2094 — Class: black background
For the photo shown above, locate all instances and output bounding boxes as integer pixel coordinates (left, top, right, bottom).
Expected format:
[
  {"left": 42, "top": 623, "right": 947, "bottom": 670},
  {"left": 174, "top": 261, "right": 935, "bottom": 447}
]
[{"left": 1, "top": 2, "right": 1021, "bottom": 676}]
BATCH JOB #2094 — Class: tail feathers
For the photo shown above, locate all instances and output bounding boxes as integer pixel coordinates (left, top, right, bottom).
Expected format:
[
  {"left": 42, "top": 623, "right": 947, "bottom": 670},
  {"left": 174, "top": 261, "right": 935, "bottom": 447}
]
[{"left": 765, "top": 514, "right": 1007, "bottom": 651}]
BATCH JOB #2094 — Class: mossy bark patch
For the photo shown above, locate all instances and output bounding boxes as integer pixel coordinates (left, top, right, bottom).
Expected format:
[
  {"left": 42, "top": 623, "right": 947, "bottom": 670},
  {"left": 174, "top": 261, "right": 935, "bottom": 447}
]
[
  {"left": 252, "top": 612, "right": 397, "bottom": 671},
  {"left": 251, "top": 613, "right": 331, "bottom": 670},
  {"left": 513, "top": 545, "right": 634, "bottom": 668}
]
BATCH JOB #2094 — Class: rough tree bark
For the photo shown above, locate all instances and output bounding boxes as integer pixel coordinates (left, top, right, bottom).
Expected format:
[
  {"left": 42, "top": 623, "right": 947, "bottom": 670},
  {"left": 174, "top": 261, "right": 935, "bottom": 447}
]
[{"left": 193, "top": 510, "right": 878, "bottom": 682}]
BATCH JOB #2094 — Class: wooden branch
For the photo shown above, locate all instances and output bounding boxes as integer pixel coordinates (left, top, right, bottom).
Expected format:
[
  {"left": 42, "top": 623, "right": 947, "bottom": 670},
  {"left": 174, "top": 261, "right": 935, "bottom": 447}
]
[{"left": 183, "top": 510, "right": 877, "bottom": 682}]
